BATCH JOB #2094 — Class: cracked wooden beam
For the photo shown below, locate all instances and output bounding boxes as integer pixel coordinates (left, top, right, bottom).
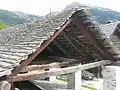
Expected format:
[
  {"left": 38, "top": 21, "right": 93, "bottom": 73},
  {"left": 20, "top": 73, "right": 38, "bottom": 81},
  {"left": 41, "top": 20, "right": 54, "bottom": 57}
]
[
  {"left": 21, "top": 57, "right": 78, "bottom": 72},
  {"left": 7, "top": 60, "right": 112, "bottom": 82}
]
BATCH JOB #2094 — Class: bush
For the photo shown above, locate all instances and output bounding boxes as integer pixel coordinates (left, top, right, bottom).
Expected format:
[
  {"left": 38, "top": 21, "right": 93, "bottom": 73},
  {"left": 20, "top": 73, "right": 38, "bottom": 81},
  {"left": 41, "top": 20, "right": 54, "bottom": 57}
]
[{"left": 0, "top": 22, "right": 8, "bottom": 30}]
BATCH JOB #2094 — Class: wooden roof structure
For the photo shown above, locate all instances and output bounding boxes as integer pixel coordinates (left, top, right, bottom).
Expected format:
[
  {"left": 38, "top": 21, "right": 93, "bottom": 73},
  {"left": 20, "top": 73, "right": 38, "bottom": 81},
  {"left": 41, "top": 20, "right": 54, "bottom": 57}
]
[
  {"left": 0, "top": 6, "right": 120, "bottom": 81},
  {"left": 110, "top": 23, "right": 120, "bottom": 52}
]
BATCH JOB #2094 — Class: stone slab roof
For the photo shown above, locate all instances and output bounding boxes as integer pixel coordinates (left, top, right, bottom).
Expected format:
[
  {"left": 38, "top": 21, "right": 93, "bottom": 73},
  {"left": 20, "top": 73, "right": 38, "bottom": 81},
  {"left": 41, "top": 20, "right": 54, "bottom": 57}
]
[
  {"left": 0, "top": 7, "right": 87, "bottom": 77},
  {"left": 100, "top": 21, "right": 120, "bottom": 37},
  {"left": 0, "top": 6, "right": 120, "bottom": 78}
]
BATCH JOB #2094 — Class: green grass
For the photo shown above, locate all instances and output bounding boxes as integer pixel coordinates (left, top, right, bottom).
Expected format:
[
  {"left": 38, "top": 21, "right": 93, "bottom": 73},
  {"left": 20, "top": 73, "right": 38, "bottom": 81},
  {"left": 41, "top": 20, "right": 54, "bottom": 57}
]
[
  {"left": 82, "top": 85, "right": 96, "bottom": 90},
  {"left": 56, "top": 75, "right": 68, "bottom": 82}
]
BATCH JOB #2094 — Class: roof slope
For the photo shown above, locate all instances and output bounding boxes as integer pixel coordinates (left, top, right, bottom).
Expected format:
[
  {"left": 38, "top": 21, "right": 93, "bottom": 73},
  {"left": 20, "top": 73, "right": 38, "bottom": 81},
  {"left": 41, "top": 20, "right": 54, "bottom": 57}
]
[
  {"left": 0, "top": 6, "right": 120, "bottom": 77},
  {"left": 110, "top": 23, "right": 120, "bottom": 52},
  {"left": 0, "top": 6, "right": 89, "bottom": 77},
  {"left": 100, "top": 21, "right": 120, "bottom": 37}
]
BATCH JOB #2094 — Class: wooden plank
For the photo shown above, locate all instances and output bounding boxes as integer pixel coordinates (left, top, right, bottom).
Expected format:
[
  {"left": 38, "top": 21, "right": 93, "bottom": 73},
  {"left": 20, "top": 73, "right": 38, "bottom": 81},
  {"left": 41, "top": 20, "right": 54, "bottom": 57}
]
[
  {"left": 7, "top": 60, "right": 112, "bottom": 82},
  {"left": 9, "top": 19, "right": 72, "bottom": 77},
  {"left": 21, "top": 57, "right": 78, "bottom": 72},
  {"left": 21, "top": 64, "right": 53, "bottom": 72}
]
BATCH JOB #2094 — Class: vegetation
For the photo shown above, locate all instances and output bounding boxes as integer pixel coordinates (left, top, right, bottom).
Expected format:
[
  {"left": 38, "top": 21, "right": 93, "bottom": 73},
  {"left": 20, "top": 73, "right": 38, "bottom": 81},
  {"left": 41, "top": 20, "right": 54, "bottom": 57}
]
[
  {"left": 0, "top": 10, "right": 41, "bottom": 26},
  {"left": 0, "top": 22, "right": 8, "bottom": 30},
  {"left": 56, "top": 75, "right": 67, "bottom": 82},
  {"left": 82, "top": 85, "right": 96, "bottom": 90}
]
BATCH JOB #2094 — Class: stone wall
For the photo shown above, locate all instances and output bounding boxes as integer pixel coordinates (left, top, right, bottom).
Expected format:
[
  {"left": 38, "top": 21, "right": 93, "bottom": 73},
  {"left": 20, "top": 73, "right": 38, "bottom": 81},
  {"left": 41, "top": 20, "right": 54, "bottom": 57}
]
[{"left": 102, "top": 66, "right": 120, "bottom": 90}]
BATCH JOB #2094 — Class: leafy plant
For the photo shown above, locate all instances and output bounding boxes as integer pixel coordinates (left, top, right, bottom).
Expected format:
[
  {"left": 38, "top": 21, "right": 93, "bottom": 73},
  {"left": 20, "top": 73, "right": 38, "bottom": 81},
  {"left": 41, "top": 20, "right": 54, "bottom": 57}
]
[{"left": 0, "top": 22, "right": 8, "bottom": 30}]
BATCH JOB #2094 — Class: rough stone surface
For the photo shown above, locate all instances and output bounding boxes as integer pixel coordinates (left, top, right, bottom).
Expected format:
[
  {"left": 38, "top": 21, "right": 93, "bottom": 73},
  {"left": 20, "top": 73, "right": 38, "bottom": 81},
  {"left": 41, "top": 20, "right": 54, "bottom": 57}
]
[
  {"left": 102, "top": 66, "right": 120, "bottom": 90},
  {"left": 67, "top": 73, "right": 75, "bottom": 89},
  {"left": 100, "top": 21, "right": 120, "bottom": 38}
]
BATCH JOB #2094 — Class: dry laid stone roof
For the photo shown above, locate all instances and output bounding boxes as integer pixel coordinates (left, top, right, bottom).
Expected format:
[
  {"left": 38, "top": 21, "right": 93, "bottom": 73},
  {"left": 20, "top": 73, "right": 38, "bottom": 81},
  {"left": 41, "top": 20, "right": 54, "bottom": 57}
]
[
  {"left": 0, "top": 6, "right": 89, "bottom": 77},
  {"left": 0, "top": 5, "right": 119, "bottom": 78}
]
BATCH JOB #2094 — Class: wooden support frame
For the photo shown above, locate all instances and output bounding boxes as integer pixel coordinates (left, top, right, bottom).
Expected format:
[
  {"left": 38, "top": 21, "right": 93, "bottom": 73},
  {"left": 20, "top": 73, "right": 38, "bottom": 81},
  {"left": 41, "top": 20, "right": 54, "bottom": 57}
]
[
  {"left": 47, "top": 56, "right": 78, "bottom": 62},
  {"left": 7, "top": 60, "right": 112, "bottom": 82},
  {"left": 21, "top": 59, "right": 78, "bottom": 72},
  {"left": 62, "top": 32, "right": 85, "bottom": 57},
  {"left": 72, "top": 11, "right": 113, "bottom": 60},
  {"left": 10, "top": 19, "right": 72, "bottom": 77},
  {"left": 70, "top": 36, "right": 102, "bottom": 59},
  {"left": 46, "top": 46, "right": 54, "bottom": 53},
  {"left": 53, "top": 40, "right": 71, "bottom": 57},
  {"left": 73, "top": 18, "right": 106, "bottom": 58},
  {"left": 30, "top": 56, "right": 78, "bottom": 65}
]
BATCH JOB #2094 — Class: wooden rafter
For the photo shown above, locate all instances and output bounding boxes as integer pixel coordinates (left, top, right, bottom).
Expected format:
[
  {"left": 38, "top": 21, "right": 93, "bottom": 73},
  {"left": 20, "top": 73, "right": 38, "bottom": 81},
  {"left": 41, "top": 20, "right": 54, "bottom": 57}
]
[
  {"left": 30, "top": 56, "right": 78, "bottom": 65},
  {"left": 47, "top": 46, "right": 54, "bottom": 53},
  {"left": 21, "top": 59, "right": 78, "bottom": 72},
  {"left": 6, "top": 60, "right": 112, "bottom": 82},
  {"left": 47, "top": 56, "right": 78, "bottom": 62},
  {"left": 72, "top": 13, "right": 112, "bottom": 60},
  {"left": 70, "top": 36, "right": 102, "bottom": 59},
  {"left": 9, "top": 19, "right": 72, "bottom": 77},
  {"left": 62, "top": 32, "right": 85, "bottom": 57},
  {"left": 53, "top": 40, "right": 71, "bottom": 57}
]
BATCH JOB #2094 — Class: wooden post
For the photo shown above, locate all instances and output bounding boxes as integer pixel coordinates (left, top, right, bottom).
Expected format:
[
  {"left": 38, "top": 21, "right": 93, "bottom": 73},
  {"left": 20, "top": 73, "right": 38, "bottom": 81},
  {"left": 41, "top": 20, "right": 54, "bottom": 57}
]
[{"left": 102, "top": 65, "right": 120, "bottom": 90}]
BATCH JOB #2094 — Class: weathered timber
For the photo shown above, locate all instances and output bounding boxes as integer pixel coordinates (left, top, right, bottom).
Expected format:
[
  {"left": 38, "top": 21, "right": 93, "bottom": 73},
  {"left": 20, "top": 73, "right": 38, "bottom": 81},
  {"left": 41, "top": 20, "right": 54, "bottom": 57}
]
[
  {"left": 10, "top": 19, "right": 72, "bottom": 77},
  {"left": 73, "top": 10, "right": 113, "bottom": 60},
  {"left": 21, "top": 64, "right": 53, "bottom": 72},
  {"left": 53, "top": 40, "right": 71, "bottom": 57},
  {"left": 62, "top": 32, "right": 85, "bottom": 57},
  {"left": 7, "top": 60, "right": 112, "bottom": 82},
  {"left": 46, "top": 46, "right": 54, "bottom": 53},
  {"left": 21, "top": 57, "right": 78, "bottom": 72},
  {"left": 21, "top": 61, "right": 77, "bottom": 72},
  {"left": 47, "top": 56, "right": 78, "bottom": 62},
  {"left": 70, "top": 36, "right": 102, "bottom": 59},
  {"left": 31, "top": 56, "right": 78, "bottom": 65}
]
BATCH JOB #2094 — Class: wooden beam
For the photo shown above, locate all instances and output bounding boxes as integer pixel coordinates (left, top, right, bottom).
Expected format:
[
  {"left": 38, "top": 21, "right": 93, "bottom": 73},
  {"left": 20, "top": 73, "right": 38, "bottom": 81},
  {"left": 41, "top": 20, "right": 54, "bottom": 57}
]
[
  {"left": 62, "top": 32, "right": 85, "bottom": 57},
  {"left": 7, "top": 60, "right": 112, "bottom": 82},
  {"left": 31, "top": 56, "right": 78, "bottom": 65},
  {"left": 21, "top": 64, "right": 53, "bottom": 72},
  {"left": 70, "top": 36, "right": 102, "bottom": 59},
  {"left": 47, "top": 56, "right": 78, "bottom": 62},
  {"left": 21, "top": 59, "right": 78, "bottom": 72},
  {"left": 9, "top": 19, "right": 72, "bottom": 77},
  {"left": 53, "top": 40, "right": 71, "bottom": 57},
  {"left": 72, "top": 11, "right": 113, "bottom": 60},
  {"left": 47, "top": 46, "right": 54, "bottom": 53}
]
